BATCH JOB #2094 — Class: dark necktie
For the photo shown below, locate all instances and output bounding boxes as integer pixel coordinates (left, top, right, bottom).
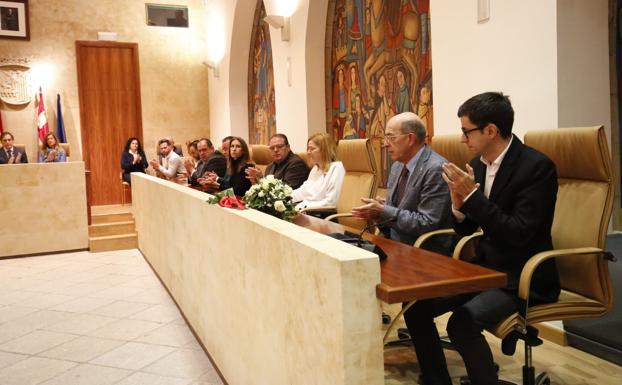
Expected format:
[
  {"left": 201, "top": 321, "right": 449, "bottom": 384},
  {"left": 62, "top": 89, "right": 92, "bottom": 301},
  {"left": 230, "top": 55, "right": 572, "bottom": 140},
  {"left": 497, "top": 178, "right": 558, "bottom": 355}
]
[
  {"left": 394, "top": 166, "right": 410, "bottom": 205},
  {"left": 8, "top": 149, "right": 13, "bottom": 158}
]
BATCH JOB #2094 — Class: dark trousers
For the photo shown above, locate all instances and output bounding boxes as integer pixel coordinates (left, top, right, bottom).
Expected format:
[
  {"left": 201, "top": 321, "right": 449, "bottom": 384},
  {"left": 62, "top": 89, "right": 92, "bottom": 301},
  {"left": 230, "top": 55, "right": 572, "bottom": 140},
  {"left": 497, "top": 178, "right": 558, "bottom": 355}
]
[{"left": 403, "top": 289, "right": 519, "bottom": 385}]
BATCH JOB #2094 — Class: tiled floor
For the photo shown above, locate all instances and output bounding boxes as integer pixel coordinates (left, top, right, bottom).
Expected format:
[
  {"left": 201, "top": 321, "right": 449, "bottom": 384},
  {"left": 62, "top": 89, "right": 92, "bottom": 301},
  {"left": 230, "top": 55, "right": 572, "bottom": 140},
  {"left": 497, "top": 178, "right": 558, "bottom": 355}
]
[{"left": 0, "top": 249, "right": 222, "bottom": 385}]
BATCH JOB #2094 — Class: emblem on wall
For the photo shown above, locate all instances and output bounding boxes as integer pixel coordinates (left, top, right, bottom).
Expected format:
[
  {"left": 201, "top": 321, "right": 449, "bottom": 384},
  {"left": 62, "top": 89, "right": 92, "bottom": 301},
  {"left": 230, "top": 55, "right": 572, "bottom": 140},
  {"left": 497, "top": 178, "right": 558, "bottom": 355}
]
[{"left": 0, "top": 57, "right": 32, "bottom": 106}]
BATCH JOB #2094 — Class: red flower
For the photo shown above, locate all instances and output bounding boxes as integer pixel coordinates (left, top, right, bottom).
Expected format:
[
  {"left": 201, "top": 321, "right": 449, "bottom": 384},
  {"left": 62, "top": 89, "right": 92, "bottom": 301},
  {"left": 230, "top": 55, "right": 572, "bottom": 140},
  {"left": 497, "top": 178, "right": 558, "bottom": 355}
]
[{"left": 219, "top": 196, "right": 246, "bottom": 209}]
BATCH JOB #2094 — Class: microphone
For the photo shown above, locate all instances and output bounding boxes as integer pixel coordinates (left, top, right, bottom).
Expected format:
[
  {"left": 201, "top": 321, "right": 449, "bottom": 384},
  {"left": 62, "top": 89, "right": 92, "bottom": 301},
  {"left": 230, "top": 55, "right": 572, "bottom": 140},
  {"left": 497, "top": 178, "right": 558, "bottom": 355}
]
[{"left": 356, "top": 215, "right": 397, "bottom": 247}]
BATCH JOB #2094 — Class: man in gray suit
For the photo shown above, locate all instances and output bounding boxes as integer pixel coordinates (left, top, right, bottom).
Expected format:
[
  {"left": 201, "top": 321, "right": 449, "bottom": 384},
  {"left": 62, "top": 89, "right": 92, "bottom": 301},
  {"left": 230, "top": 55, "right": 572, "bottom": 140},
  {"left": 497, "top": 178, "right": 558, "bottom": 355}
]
[{"left": 352, "top": 112, "right": 451, "bottom": 254}]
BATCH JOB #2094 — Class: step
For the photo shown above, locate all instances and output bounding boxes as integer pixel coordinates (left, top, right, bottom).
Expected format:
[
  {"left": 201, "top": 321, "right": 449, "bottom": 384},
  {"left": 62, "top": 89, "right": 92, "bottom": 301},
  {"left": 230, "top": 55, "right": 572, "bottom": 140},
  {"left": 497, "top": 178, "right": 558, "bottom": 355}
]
[
  {"left": 91, "top": 212, "right": 134, "bottom": 224},
  {"left": 91, "top": 204, "right": 132, "bottom": 216},
  {"left": 89, "top": 233, "right": 138, "bottom": 252},
  {"left": 89, "top": 221, "right": 136, "bottom": 237}
]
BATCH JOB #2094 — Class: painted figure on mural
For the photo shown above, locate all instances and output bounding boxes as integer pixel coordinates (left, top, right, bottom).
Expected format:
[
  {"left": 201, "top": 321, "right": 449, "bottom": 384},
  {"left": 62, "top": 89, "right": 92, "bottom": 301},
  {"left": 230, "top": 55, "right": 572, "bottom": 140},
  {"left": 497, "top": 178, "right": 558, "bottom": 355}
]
[
  {"left": 417, "top": 81, "right": 433, "bottom": 139},
  {"left": 328, "top": 0, "right": 432, "bottom": 184},
  {"left": 255, "top": 28, "right": 269, "bottom": 96},
  {"left": 348, "top": 63, "right": 362, "bottom": 114},
  {"left": 332, "top": 65, "right": 348, "bottom": 139},
  {"left": 249, "top": 1, "right": 277, "bottom": 144},
  {"left": 346, "top": 0, "right": 365, "bottom": 60},
  {"left": 352, "top": 93, "right": 369, "bottom": 138},
  {"left": 370, "top": 73, "right": 394, "bottom": 138},
  {"left": 395, "top": 69, "right": 412, "bottom": 113}
]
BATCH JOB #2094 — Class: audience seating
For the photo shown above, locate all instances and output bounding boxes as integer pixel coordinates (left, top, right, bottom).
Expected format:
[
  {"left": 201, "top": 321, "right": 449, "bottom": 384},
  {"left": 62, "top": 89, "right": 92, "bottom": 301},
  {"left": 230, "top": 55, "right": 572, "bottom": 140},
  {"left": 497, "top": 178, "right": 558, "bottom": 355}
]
[
  {"left": 60, "top": 143, "right": 71, "bottom": 159},
  {"left": 414, "top": 134, "right": 477, "bottom": 249},
  {"left": 316, "top": 138, "right": 377, "bottom": 230},
  {"left": 120, "top": 171, "right": 130, "bottom": 206},
  {"left": 454, "top": 126, "right": 616, "bottom": 385},
  {"left": 13, "top": 144, "right": 26, "bottom": 155},
  {"left": 429, "top": 134, "right": 473, "bottom": 171},
  {"left": 296, "top": 151, "right": 312, "bottom": 168},
  {"left": 250, "top": 144, "right": 272, "bottom": 173}
]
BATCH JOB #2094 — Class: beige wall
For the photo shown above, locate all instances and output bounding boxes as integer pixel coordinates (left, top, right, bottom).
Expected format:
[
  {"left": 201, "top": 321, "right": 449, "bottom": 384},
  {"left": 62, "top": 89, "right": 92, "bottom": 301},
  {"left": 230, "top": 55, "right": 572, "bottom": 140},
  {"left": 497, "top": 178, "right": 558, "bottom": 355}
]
[
  {"left": 0, "top": 0, "right": 210, "bottom": 162},
  {"left": 206, "top": 0, "right": 611, "bottom": 147},
  {"left": 131, "top": 173, "right": 384, "bottom": 385},
  {"left": 208, "top": 0, "right": 329, "bottom": 151},
  {"left": 0, "top": 162, "right": 88, "bottom": 257},
  {"left": 557, "top": 0, "right": 611, "bottom": 143}
]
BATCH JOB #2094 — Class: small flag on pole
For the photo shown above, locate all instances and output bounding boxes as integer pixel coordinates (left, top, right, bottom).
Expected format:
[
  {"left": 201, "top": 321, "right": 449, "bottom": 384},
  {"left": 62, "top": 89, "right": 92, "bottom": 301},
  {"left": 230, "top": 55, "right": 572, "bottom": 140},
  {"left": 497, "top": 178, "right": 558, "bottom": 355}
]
[
  {"left": 56, "top": 94, "right": 66, "bottom": 143},
  {"left": 36, "top": 87, "right": 49, "bottom": 145},
  {"left": 0, "top": 110, "right": 4, "bottom": 135}
]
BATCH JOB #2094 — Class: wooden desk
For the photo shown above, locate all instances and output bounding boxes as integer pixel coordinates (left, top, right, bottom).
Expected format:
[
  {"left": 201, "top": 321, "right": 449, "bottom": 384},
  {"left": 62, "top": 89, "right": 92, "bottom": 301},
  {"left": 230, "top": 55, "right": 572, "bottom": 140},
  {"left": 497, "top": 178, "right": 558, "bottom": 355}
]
[{"left": 293, "top": 215, "right": 507, "bottom": 304}]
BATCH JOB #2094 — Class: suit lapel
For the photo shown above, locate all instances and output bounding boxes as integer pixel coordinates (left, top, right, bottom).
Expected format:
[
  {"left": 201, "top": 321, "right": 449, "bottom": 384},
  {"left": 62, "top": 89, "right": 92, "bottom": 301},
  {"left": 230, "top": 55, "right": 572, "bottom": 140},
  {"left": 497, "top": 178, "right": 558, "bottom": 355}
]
[
  {"left": 397, "top": 146, "right": 430, "bottom": 208},
  {"left": 488, "top": 135, "right": 523, "bottom": 201}
]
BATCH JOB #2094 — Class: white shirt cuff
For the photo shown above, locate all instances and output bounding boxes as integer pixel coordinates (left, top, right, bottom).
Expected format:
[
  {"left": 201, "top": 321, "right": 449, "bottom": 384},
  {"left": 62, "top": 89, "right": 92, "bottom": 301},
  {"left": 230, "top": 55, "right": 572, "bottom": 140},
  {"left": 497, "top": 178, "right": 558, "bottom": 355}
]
[{"left": 452, "top": 187, "right": 478, "bottom": 222}]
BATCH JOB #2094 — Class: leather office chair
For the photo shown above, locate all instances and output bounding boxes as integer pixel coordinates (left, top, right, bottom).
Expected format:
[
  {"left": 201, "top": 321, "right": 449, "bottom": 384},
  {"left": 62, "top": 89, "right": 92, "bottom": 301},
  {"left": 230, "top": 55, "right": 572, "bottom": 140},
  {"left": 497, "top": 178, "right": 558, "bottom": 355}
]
[
  {"left": 414, "top": 134, "right": 479, "bottom": 249},
  {"left": 13, "top": 144, "right": 26, "bottom": 154},
  {"left": 453, "top": 126, "right": 616, "bottom": 385},
  {"left": 60, "top": 143, "right": 70, "bottom": 159},
  {"left": 429, "top": 134, "right": 474, "bottom": 171},
  {"left": 250, "top": 144, "right": 272, "bottom": 173},
  {"left": 302, "top": 139, "right": 377, "bottom": 230},
  {"left": 296, "top": 151, "right": 312, "bottom": 168}
]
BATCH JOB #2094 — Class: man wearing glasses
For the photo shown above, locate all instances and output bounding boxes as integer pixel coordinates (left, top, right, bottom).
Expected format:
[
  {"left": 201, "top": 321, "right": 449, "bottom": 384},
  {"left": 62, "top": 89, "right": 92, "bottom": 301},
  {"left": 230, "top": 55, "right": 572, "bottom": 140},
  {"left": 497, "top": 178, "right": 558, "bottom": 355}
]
[
  {"left": 245, "top": 133, "right": 310, "bottom": 189},
  {"left": 351, "top": 112, "right": 451, "bottom": 253},
  {"left": 405, "top": 92, "right": 560, "bottom": 385}
]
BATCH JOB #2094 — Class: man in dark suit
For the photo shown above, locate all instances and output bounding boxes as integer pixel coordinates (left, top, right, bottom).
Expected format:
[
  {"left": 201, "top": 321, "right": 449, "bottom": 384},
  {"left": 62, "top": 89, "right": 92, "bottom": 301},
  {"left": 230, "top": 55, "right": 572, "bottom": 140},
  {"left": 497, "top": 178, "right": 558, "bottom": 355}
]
[
  {"left": 189, "top": 138, "right": 226, "bottom": 188},
  {"left": 0, "top": 132, "right": 28, "bottom": 164},
  {"left": 405, "top": 92, "right": 560, "bottom": 385},
  {"left": 245, "top": 133, "right": 310, "bottom": 189},
  {"left": 351, "top": 112, "right": 452, "bottom": 253}
]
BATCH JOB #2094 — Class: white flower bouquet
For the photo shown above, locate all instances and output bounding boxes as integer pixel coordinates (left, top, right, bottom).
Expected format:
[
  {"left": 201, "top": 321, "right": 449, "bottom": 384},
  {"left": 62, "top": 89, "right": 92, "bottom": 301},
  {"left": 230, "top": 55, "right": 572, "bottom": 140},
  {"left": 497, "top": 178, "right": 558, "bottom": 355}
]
[{"left": 244, "top": 175, "right": 297, "bottom": 221}]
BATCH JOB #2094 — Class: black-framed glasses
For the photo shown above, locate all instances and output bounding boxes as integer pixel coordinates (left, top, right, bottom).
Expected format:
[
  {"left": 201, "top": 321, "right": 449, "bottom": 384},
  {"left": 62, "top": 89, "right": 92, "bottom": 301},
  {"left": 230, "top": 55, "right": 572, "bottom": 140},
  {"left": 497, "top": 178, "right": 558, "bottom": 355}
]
[{"left": 461, "top": 123, "right": 488, "bottom": 138}]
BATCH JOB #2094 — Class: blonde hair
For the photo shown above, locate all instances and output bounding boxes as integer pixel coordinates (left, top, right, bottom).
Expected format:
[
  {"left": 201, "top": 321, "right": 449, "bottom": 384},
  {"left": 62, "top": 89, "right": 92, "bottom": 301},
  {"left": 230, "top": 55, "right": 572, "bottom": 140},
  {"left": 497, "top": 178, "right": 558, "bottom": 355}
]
[{"left": 308, "top": 133, "right": 338, "bottom": 172}]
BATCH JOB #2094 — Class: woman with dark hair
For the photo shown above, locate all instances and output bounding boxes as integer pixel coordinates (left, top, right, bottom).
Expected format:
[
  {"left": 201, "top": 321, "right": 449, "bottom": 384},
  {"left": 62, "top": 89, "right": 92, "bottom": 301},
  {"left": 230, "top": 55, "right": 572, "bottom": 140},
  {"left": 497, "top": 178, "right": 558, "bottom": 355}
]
[
  {"left": 38, "top": 133, "right": 67, "bottom": 163},
  {"left": 120, "top": 137, "right": 148, "bottom": 184},
  {"left": 203, "top": 137, "right": 254, "bottom": 197}
]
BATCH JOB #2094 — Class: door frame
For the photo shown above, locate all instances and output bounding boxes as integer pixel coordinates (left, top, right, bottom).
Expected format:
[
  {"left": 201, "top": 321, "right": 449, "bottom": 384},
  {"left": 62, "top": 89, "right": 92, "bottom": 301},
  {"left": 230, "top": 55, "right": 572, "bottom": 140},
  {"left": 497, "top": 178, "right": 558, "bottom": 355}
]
[{"left": 75, "top": 40, "right": 143, "bottom": 204}]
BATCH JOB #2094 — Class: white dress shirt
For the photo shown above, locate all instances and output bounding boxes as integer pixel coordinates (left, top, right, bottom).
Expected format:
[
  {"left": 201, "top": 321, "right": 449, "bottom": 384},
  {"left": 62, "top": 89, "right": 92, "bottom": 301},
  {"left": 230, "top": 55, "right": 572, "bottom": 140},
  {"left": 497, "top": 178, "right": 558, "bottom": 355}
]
[
  {"left": 453, "top": 137, "right": 513, "bottom": 221},
  {"left": 159, "top": 150, "right": 187, "bottom": 181}
]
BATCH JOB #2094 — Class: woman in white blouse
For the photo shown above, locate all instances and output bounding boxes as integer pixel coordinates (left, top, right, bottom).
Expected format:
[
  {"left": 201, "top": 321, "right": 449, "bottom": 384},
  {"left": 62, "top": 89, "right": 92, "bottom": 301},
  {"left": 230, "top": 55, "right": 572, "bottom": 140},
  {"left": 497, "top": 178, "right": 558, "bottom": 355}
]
[{"left": 291, "top": 133, "right": 345, "bottom": 210}]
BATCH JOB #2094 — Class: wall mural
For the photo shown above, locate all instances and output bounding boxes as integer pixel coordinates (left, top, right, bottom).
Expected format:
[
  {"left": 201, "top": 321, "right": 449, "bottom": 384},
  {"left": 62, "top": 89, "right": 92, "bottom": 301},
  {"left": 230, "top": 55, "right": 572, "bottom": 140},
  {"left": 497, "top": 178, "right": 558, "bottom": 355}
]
[
  {"left": 326, "top": 0, "right": 432, "bottom": 184},
  {"left": 248, "top": 0, "right": 277, "bottom": 145}
]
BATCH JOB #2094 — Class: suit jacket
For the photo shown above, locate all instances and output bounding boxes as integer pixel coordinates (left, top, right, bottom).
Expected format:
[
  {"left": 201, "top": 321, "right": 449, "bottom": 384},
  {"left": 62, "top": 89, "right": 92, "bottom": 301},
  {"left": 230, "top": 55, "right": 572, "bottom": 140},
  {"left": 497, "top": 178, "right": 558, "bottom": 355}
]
[
  {"left": 379, "top": 145, "right": 452, "bottom": 251},
  {"left": 454, "top": 135, "right": 560, "bottom": 303},
  {"left": 120, "top": 151, "right": 148, "bottom": 173},
  {"left": 264, "top": 151, "right": 310, "bottom": 189},
  {"left": 189, "top": 151, "right": 227, "bottom": 186},
  {"left": 0, "top": 147, "right": 28, "bottom": 164}
]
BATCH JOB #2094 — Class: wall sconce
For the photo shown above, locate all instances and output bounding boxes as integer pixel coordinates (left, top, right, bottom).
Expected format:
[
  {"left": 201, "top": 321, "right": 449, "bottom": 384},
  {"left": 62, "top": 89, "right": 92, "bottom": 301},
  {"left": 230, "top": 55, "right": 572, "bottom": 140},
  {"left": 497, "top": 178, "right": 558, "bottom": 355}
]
[
  {"left": 264, "top": 15, "right": 290, "bottom": 41},
  {"left": 203, "top": 61, "right": 220, "bottom": 78},
  {"left": 477, "top": 0, "right": 490, "bottom": 23}
]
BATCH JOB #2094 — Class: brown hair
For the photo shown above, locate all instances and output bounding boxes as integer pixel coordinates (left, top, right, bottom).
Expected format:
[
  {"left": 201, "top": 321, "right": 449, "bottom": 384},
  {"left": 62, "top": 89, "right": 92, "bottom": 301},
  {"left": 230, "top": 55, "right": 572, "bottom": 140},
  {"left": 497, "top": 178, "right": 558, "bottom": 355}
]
[
  {"left": 228, "top": 137, "right": 251, "bottom": 173},
  {"left": 308, "top": 133, "right": 337, "bottom": 172},
  {"left": 42, "top": 132, "right": 60, "bottom": 150}
]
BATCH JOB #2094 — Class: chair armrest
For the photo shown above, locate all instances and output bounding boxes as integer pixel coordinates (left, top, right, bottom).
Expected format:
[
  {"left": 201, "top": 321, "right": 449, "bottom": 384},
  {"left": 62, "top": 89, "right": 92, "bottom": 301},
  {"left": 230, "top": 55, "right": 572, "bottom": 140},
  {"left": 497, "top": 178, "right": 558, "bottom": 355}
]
[
  {"left": 413, "top": 229, "right": 456, "bottom": 248},
  {"left": 298, "top": 205, "right": 336, "bottom": 214},
  {"left": 324, "top": 212, "right": 354, "bottom": 222},
  {"left": 452, "top": 231, "right": 483, "bottom": 260},
  {"left": 517, "top": 247, "right": 604, "bottom": 302}
]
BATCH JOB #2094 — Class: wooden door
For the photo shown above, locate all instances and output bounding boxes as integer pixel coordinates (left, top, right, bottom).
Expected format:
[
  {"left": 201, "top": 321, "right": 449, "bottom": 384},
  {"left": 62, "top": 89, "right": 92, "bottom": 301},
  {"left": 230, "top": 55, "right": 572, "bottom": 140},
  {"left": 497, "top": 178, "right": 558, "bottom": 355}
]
[{"left": 76, "top": 41, "right": 143, "bottom": 205}]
